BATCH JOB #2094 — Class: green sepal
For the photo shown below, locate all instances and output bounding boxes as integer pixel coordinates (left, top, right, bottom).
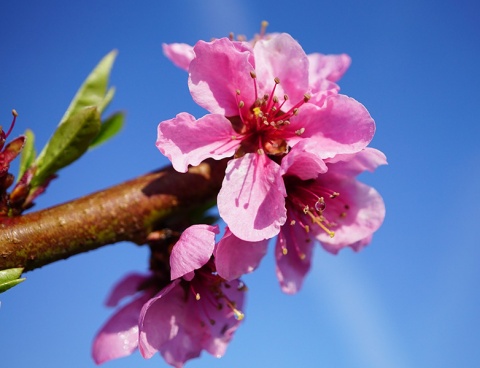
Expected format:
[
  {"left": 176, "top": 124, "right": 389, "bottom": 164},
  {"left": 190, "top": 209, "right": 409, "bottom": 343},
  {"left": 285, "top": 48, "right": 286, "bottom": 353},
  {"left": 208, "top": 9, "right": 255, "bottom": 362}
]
[
  {"left": 31, "top": 107, "right": 101, "bottom": 188},
  {"left": 89, "top": 111, "right": 125, "bottom": 149},
  {"left": 17, "top": 129, "right": 36, "bottom": 180},
  {"left": 0, "top": 268, "right": 26, "bottom": 294}
]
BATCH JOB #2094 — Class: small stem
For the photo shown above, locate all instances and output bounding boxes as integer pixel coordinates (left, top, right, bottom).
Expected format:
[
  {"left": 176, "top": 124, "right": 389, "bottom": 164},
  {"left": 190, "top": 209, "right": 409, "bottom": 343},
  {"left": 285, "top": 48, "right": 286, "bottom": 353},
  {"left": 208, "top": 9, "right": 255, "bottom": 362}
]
[{"left": 0, "top": 159, "right": 227, "bottom": 272}]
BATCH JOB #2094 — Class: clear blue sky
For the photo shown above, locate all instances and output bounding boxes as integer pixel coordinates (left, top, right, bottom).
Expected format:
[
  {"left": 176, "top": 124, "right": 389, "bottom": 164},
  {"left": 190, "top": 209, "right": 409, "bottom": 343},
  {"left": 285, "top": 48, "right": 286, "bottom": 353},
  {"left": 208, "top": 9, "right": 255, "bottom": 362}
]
[{"left": 1, "top": 1, "right": 479, "bottom": 367}]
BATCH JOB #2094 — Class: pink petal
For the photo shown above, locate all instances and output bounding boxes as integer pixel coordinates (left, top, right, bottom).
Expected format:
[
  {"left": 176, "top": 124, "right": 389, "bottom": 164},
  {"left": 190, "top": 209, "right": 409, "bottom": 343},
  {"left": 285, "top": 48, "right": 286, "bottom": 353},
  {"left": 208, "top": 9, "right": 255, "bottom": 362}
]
[
  {"left": 275, "top": 219, "right": 314, "bottom": 294},
  {"left": 254, "top": 33, "right": 309, "bottom": 110},
  {"left": 189, "top": 38, "right": 255, "bottom": 115},
  {"left": 214, "top": 227, "right": 269, "bottom": 280},
  {"left": 280, "top": 139, "right": 328, "bottom": 180},
  {"left": 325, "top": 147, "right": 388, "bottom": 176},
  {"left": 105, "top": 273, "right": 150, "bottom": 307},
  {"left": 195, "top": 278, "right": 246, "bottom": 357},
  {"left": 162, "top": 43, "right": 194, "bottom": 71},
  {"left": 307, "top": 53, "right": 351, "bottom": 83},
  {"left": 92, "top": 294, "right": 149, "bottom": 364},
  {"left": 156, "top": 112, "right": 240, "bottom": 173},
  {"left": 170, "top": 225, "right": 219, "bottom": 280},
  {"left": 138, "top": 281, "right": 184, "bottom": 359},
  {"left": 316, "top": 180, "right": 385, "bottom": 252},
  {"left": 292, "top": 94, "right": 376, "bottom": 158},
  {"left": 218, "top": 153, "right": 287, "bottom": 241}
]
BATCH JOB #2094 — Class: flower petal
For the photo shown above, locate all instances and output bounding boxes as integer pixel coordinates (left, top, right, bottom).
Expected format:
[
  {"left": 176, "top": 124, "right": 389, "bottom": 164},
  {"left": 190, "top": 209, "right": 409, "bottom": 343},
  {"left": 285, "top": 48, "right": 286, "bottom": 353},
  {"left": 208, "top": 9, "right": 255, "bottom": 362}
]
[
  {"left": 195, "top": 278, "right": 246, "bottom": 357},
  {"left": 275, "top": 218, "right": 314, "bottom": 294},
  {"left": 290, "top": 94, "right": 376, "bottom": 158},
  {"left": 104, "top": 273, "right": 150, "bottom": 307},
  {"left": 170, "top": 224, "right": 219, "bottom": 280},
  {"left": 325, "top": 147, "right": 388, "bottom": 176},
  {"left": 316, "top": 179, "right": 385, "bottom": 252},
  {"left": 92, "top": 293, "right": 149, "bottom": 364},
  {"left": 214, "top": 227, "right": 269, "bottom": 280},
  {"left": 156, "top": 112, "right": 240, "bottom": 173},
  {"left": 280, "top": 139, "right": 328, "bottom": 180},
  {"left": 254, "top": 33, "right": 310, "bottom": 110},
  {"left": 138, "top": 280, "right": 184, "bottom": 359},
  {"left": 218, "top": 153, "right": 287, "bottom": 241},
  {"left": 307, "top": 52, "right": 351, "bottom": 83},
  {"left": 189, "top": 38, "right": 254, "bottom": 115},
  {"left": 162, "top": 43, "right": 195, "bottom": 71}
]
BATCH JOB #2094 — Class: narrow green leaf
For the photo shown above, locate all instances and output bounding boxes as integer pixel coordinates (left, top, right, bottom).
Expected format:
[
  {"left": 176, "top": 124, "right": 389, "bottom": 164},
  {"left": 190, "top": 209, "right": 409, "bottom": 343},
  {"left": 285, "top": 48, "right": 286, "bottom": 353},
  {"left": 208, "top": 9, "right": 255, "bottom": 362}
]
[
  {"left": 0, "top": 278, "right": 26, "bottom": 293},
  {"left": 31, "top": 107, "right": 101, "bottom": 188},
  {"left": 89, "top": 111, "right": 125, "bottom": 148},
  {"left": 99, "top": 87, "right": 116, "bottom": 114},
  {"left": 0, "top": 268, "right": 24, "bottom": 283},
  {"left": 59, "top": 50, "right": 117, "bottom": 125},
  {"left": 0, "top": 268, "right": 25, "bottom": 293},
  {"left": 17, "top": 129, "right": 36, "bottom": 180}
]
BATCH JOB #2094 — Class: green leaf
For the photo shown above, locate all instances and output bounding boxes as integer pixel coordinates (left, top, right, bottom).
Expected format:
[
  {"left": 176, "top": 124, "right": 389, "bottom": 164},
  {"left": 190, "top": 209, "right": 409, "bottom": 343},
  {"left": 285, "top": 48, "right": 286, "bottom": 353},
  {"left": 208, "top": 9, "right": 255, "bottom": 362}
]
[
  {"left": 0, "top": 268, "right": 25, "bottom": 294},
  {"left": 89, "top": 111, "right": 125, "bottom": 148},
  {"left": 31, "top": 107, "right": 101, "bottom": 188},
  {"left": 60, "top": 50, "right": 117, "bottom": 124},
  {"left": 17, "top": 129, "right": 36, "bottom": 180}
]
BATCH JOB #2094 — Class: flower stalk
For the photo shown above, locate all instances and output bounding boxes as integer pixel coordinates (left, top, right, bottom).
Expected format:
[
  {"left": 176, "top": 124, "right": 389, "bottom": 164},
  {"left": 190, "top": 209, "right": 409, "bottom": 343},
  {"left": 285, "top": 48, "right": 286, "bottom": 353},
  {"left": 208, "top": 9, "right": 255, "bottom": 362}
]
[{"left": 0, "top": 159, "right": 227, "bottom": 272}]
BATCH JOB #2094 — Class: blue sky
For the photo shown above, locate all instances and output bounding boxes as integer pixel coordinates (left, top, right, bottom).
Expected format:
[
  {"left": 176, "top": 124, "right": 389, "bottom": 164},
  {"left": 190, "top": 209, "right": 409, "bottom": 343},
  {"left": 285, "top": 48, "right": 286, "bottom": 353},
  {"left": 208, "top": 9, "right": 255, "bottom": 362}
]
[{"left": 1, "top": 1, "right": 479, "bottom": 367}]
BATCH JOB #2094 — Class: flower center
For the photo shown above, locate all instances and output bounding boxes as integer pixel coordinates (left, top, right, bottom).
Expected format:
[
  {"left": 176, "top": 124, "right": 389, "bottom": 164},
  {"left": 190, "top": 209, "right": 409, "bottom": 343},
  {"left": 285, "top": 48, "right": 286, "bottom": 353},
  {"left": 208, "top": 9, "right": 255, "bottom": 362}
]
[
  {"left": 231, "top": 73, "right": 310, "bottom": 157},
  {"left": 285, "top": 177, "right": 350, "bottom": 239},
  {"left": 188, "top": 266, "right": 246, "bottom": 327}
]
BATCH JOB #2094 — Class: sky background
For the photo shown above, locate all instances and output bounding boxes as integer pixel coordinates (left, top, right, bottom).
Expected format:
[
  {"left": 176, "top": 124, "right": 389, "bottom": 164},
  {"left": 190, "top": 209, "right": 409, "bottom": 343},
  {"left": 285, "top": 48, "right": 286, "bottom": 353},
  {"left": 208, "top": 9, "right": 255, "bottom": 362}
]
[{"left": 1, "top": 1, "right": 480, "bottom": 367}]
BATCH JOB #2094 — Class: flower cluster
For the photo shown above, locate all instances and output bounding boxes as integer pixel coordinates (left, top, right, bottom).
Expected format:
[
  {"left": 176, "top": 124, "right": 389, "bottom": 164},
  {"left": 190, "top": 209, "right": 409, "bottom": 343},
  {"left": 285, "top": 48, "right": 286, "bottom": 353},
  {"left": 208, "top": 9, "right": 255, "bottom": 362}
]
[
  {"left": 94, "top": 25, "right": 386, "bottom": 367},
  {"left": 158, "top": 29, "right": 386, "bottom": 293},
  {"left": 93, "top": 226, "right": 246, "bottom": 367}
]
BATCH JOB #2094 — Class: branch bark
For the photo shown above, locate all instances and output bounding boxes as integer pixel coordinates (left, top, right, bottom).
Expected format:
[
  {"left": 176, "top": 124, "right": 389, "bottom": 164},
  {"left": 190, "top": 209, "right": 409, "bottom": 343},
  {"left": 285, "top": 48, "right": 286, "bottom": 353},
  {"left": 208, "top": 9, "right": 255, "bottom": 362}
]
[{"left": 0, "top": 159, "right": 227, "bottom": 272}]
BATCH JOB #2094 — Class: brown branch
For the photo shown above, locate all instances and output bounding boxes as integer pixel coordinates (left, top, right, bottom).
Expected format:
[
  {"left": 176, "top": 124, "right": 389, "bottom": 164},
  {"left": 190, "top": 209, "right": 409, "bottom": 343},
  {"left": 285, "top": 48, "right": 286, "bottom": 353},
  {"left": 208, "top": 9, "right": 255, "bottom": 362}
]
[{"left": 0, "top": 159, "right": 227, "bottom": 272}]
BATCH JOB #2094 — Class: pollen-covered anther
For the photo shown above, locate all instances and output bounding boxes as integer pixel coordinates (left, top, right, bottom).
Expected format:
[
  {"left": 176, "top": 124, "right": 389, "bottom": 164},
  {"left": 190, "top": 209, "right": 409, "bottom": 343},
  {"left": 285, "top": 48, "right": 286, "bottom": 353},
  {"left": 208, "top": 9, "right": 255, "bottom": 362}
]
[
  {"left": 238, "top": 101, "right": 245, "bottom": 109},
  {"left": 299, "top": 253, "right": 306, "bottom": 260},
  {"left": 290, "top": 220, "right": 296, "bottom": 225},
  {"left": 195, "top": 293, "right": 201, "bottom": 301},
  {"left": 330, "top": 192, "right": 340, "bottom": 199},
  {"left": 257, "top": 148, "right": 264, "bottom": 155},
  {"left": 295, "top": 127, "right": 305, "bottom": 136},
  {"left": 303, "top": 93, "right": 311, "bottom": 102},
  {"left": 282, "top": 246, "right": 288, "bottom": 255},
  {"left": 303, "top": 205, "right": 309, "bottom": 214}
]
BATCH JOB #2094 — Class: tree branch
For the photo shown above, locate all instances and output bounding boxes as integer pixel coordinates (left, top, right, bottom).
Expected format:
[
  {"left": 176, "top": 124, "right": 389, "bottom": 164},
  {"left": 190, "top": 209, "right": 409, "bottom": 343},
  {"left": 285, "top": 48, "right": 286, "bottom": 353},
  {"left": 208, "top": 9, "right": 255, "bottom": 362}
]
[{"left": 0, "top": 159, "right": 227, "bottom": 272}]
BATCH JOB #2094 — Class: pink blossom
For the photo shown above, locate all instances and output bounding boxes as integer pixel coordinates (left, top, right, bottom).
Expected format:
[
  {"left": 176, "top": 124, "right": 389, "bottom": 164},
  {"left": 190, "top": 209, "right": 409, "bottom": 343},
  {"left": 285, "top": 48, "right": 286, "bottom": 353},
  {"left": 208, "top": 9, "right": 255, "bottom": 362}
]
[
  {"left": 92, "top": 226, "right": 246, "bottom": 367},
  {"left": 157, "top": 34, "right": 375, "bottom": 242},
  {"left": 213, "top": 143, "right": 386, "bottom": 291},
  {"left": 276, "top": 144, "right": 386, "bottom": 294}
]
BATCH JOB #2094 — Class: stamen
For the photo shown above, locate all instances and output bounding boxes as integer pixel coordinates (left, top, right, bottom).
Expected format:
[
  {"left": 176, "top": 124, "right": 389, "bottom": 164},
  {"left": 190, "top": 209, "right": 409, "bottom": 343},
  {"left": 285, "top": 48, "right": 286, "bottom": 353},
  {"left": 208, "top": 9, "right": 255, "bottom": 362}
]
[
  {"left": 260, "top": 20, "right": 269, "bottom": 37},
  {"left": 306, "top": 211, "right": 335, "bottom": 238},
  {"left": 250, "top": 71, "right": 258, "bottom": 100},
  {"left": 295, "top": 128, "right": 305, "bottom": 136},
  {"left": 5, "top": 109, "right": 18, "bottom": 139}
]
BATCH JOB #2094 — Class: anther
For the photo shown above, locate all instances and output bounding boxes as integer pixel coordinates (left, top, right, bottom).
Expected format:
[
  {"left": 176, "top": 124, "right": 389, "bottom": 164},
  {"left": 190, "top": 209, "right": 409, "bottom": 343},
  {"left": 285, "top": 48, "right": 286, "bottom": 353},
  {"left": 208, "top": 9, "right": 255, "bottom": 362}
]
[
  {"left": 257, "top": 148, "right": 264, "bottom": 155},
  {"left": 250, "top": 71, "right": 257, "bottom": 79},
  {"left": 274, "top": 77, "right": 280, "bottom": 84},
  {"left": 329, "top": 192, "right": 340, "bottom": 199},
  {"left": 295, "top": 128, "right": 305, "bottom": 135},
  {"left": 238, "top": 101, "right": 245, "bottom": 108},
  {"left": 290, "top": 220, "right": 296, "bottom": 225},
  {"left": 236, "top": 89, "right": 241, "bottom": 95},
  {"left": 303, "top": 93, "right": 311, "bottom": 102}
]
